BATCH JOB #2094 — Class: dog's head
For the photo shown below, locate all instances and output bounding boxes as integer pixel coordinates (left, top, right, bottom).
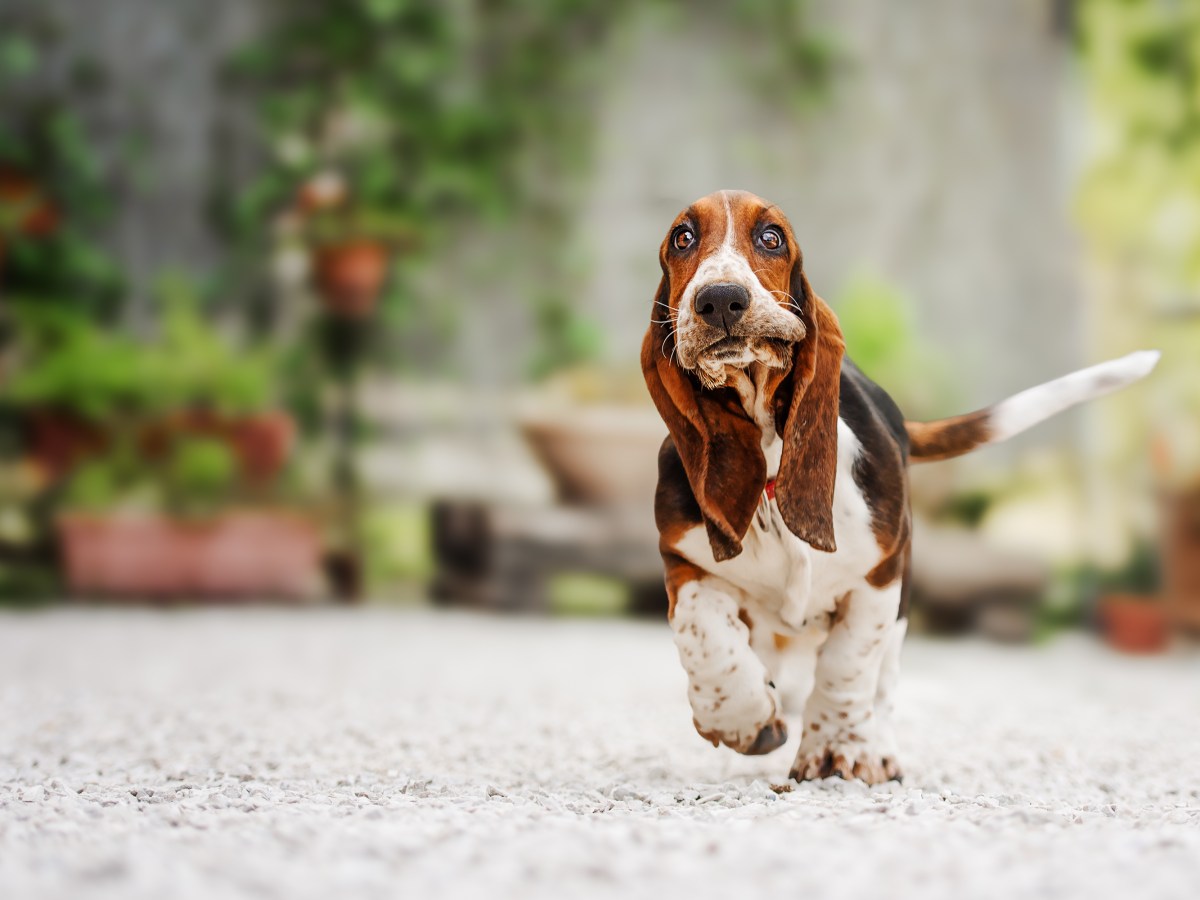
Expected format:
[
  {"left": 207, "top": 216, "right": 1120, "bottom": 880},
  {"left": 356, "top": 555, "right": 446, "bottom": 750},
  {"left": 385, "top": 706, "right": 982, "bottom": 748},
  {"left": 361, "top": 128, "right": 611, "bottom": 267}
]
[{"left": 642, "top": 190, "right": 845, "bottom": 561}]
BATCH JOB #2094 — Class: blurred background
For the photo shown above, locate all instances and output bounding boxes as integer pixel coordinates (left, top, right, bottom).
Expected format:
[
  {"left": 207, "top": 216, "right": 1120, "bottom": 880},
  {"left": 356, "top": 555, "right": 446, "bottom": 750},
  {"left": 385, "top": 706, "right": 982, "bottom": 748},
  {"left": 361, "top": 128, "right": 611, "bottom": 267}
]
[{"left": 0, "top": 0, "right": 1196, "bottom": 650}]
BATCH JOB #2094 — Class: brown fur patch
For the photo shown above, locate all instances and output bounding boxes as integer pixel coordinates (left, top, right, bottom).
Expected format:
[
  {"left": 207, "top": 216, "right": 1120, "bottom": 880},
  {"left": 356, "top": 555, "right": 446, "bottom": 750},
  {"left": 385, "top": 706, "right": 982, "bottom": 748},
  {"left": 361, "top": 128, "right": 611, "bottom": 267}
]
[
  {"left": 643, "top": 328, "right": 765, "bottom": 561},
  {"left": 772, "top": 278, "right": 845, "bottom": 553},
  {"left": 906, "top": 414, "right": 991, "bottom": 462},
  {"left": 866, "top": 514, "right": 911, "bottom": 588},
  {"left": 693, "top": 718, "right": 722, "bottom": 748},
  {"left": 831, "top": 592, "right": 853, "bottom": 627},
  {"left": 661, "top": 553, "right": 708, "bottom": 619}
]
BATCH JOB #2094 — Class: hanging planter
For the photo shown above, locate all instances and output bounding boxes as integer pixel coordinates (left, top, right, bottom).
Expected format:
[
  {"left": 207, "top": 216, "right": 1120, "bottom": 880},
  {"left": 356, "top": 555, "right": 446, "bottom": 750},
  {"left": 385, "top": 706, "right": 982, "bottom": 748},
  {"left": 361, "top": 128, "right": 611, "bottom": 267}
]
[
  {"left": 302, "top": 203, "right": 416, "bottom": 318},
  {"left": 0, "top": 168, "right": 61, "bottom": 239},
  {"left": 0, "top": 167, "right": 61, "bottom": 275},
  {"left": 311, "top": 238, "right": 391, "bottom": 318}
]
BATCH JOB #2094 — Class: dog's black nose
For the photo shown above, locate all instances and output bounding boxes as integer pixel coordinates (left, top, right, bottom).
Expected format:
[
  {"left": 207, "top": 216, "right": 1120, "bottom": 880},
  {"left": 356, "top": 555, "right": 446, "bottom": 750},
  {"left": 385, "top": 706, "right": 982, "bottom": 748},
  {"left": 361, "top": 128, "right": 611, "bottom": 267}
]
[{"left": 694, "top": 282, "right": 749, "bottom": 331}]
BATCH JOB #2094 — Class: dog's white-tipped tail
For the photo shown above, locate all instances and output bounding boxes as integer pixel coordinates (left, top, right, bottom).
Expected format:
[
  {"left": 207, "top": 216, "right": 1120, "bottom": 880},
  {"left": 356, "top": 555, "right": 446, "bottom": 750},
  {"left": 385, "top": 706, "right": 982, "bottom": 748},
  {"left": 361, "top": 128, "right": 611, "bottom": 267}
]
[{"left": 906, "top": 350, "right": 1160, "bottom": 463}]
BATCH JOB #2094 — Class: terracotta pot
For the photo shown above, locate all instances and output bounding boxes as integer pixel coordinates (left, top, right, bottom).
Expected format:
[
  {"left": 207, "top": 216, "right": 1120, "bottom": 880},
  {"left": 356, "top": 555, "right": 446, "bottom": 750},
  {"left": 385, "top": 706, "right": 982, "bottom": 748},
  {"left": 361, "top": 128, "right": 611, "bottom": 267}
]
[
  {"left": 27, "top": 409, "right": 295, "bottom": 485},
  {"left": 1098, "top": 594, "right": 1169, "bottom": 654},
  {"left": 0, "top": 169, "right": 59, "bottom": 238},
  {"left": 140, "top": 410, "right": 296, "bottom": 485},
  {"left": 58, "top": 511, "right": 323, "bottom": 600},
  {"left": 24, "top": 410, "right": 108, "bottom": 479},
  {"left": 311, "top": 240, "right": 390, "bottom": 317},
  {"left": 223, "top": 411, "right": 296, "bottom": 484}
]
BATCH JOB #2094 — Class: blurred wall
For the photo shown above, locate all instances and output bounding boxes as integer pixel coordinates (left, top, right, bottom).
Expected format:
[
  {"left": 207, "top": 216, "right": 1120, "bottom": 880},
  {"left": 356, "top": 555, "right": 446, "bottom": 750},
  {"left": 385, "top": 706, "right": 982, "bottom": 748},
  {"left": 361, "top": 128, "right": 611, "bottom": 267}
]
[
  {"left": 574, "top": 0, "right": 1082, "bottom": 423},
  {"left": 4, "top": 0, "right": 270, "bottom": 310},
  {"left": 10, "top": 0, "right": 1087, "bottom": 432}
]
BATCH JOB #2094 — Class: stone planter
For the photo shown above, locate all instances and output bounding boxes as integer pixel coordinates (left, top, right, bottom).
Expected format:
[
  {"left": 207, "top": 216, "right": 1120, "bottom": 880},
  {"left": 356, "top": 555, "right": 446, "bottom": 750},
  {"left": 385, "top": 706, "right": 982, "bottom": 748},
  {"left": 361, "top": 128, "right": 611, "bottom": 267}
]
[
  {"left": 58, "top": 511, "right": 323, "bottom": 601},
  {"left": 518, "top": 406, "right": 665, "bottom": 508}
]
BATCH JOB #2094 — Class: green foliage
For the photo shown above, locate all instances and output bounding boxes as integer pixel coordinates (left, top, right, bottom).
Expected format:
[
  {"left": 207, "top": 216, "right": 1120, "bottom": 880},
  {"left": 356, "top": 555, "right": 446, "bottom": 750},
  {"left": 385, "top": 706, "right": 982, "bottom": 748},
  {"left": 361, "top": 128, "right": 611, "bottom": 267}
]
[
  {"left": 934, "top": 489, "right": 995, "bottom": 529},
  {"left": 302, "top": 207, "right": 420, "bottom": 245},
  {"left": 63, "top": 456, "right": 124, "bottom": 512},
  {"left": 1076, "top": 0, "right": 1200, "bottom": 290},
  {"left": 1089, "top": 539, "right": 1161, "bottom": 594},
  {"left": 164, "top": 437, "right": 239, "bottom": 519},
  {"left": 62, "top": 436, "right": 241, "bottom": 520},
  {"left": 151, "top": 273, "right": 278, "bottom": 415},
  {"left": 227, "top": 0, "right": 834, "bottom": 373},
  {"left": 363, "top": 501, "right": 433, "bottom": 590},
  {"left": 3, "top": 276, "right": 279, "bottom": 421},
  {"left": 61, "top": 439, "right": 148, "bottom": 512},
  {"left": 1033, "top": 540, "right": 1162, "bottom": 639},
  {"left": 0, "top": 564, "right": 59, "bottom": 606},
  {"left": 833, "top": 272, "right": 955, "bottom": 414},
  {"left": 527, "top": 294, "right": 604, "bottom": 380},
  {"left": 548, "top": 572, "right": 629, "bottom": 617},
  {"left": 0, "top": 11, "right": 123, "bottom": 315}
]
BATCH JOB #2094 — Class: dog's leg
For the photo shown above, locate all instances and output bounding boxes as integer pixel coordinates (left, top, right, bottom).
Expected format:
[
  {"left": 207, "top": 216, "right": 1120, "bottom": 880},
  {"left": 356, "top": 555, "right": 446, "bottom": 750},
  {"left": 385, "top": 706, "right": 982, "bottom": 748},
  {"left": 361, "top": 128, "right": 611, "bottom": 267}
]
[
  {"left": 747, "top": 623, "right": 821, "bottom": 716},
  {"left": 872, "top": 616, "right": 907, "bottom": 776},
  {"left": 789, "top": 582, "right": 903, "bottom": 784},
  {"left": 671, "top": 580, "right": 787, "bottom": 755}
]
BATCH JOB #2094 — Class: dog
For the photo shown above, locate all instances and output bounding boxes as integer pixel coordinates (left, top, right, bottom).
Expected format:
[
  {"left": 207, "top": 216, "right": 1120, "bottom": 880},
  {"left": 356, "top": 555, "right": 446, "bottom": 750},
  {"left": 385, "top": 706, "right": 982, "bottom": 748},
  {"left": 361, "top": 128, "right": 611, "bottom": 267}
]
[{"left": 642, "top": 189, "right": 1158, "bottom": 784}]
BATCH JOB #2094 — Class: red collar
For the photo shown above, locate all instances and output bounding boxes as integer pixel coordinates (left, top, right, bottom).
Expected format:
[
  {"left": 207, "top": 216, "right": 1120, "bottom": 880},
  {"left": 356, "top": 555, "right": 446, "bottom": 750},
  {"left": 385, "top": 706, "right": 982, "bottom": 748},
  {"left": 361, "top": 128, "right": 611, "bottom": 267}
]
[{"left": 764, "top": 478, "right": 777, "bottom": 501}]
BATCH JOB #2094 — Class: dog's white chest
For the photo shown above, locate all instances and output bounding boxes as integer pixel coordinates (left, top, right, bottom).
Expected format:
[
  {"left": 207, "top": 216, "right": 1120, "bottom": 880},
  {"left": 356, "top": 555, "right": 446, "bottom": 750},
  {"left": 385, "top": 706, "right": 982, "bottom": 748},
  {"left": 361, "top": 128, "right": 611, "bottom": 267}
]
[{"left": 673, "top": 419, "right": 882, "bottom": 629}]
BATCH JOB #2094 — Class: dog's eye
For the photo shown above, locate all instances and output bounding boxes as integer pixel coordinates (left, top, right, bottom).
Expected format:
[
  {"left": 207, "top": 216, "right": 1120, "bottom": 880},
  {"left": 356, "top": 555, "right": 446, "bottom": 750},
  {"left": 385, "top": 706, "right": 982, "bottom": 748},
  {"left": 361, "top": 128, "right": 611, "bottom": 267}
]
[
  {"left": 672, "top": 227, "right": 695, "bottom": 251},
  {"left": 758, "top": 228, "right": 783, "bottom": 252}
]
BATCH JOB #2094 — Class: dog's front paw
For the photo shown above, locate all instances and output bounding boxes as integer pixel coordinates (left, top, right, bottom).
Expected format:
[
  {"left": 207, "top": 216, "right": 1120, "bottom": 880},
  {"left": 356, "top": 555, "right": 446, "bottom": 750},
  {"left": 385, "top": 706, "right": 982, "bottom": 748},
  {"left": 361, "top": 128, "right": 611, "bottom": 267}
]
[
  {"left": 694, "top": 716, "right": 788, "bottom": 756},
  {"left": 789, "top": 735, "right": 901, "bottom": 784}
]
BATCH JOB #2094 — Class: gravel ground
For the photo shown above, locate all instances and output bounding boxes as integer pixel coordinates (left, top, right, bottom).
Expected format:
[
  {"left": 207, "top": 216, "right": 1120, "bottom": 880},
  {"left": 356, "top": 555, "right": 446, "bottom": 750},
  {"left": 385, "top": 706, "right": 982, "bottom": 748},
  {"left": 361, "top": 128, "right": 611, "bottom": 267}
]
[{"left": 1, "top": 608, "right": 1198, "bottom": 900}]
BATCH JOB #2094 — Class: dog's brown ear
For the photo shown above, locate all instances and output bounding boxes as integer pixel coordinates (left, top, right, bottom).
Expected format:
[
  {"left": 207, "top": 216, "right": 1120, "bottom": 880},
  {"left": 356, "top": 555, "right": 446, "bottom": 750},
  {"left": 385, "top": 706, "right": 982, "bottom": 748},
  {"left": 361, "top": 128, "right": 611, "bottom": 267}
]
[
  {"left": 642, "top": 277, "right": 764, "bottom": 561},
  {"left": 774, "top": 267, "right": 845, "bottom": 553}
]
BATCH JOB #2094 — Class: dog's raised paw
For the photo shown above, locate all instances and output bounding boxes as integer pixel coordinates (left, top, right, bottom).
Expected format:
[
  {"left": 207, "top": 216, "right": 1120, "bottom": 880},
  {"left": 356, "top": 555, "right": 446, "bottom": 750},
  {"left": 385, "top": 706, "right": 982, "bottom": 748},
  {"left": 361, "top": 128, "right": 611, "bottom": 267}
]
[{"left": 744, "top": 719, "right": 788, "bottom": 756}]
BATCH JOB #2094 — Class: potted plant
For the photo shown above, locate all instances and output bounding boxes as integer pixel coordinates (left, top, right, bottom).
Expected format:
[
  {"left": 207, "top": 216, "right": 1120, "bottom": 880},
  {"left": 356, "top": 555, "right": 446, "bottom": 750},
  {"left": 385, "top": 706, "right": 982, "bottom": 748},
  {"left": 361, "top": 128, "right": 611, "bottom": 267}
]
[
  {"left": 0, "top": 165, "right": 60, "bottom": 269},
  {"left": 305, "top": 206, "right": 416, "bottom": 318},
  {"left": 2, "top": 286, "right": 296, "bottom": 483},
  {"left": 0, "top": 30, "right": 123, "bottom": 314},
  {"left": 56, "top": 436, "right": 323, "bottom": 600},
  {"left": 1094, "top": 542, "right": 1169, "bottom": 654}
]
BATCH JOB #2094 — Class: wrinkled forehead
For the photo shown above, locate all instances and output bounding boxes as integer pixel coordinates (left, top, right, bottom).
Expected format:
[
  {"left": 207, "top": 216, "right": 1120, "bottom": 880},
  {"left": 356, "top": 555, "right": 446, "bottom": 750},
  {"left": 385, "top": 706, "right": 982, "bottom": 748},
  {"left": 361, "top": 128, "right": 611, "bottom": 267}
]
[{"left": 669, "top": 190, "right": 781, "bottom": 248}]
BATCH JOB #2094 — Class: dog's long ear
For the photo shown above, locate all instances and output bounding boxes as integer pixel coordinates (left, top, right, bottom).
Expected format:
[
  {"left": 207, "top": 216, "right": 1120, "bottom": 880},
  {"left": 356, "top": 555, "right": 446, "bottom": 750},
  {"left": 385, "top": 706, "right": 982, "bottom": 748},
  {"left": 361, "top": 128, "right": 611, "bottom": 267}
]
[
  {"left": 642, "top": 276, "right": 764, "bottom": 561},
  {"left": 774, "top": 266, "right": 845, "bottom": 553}
]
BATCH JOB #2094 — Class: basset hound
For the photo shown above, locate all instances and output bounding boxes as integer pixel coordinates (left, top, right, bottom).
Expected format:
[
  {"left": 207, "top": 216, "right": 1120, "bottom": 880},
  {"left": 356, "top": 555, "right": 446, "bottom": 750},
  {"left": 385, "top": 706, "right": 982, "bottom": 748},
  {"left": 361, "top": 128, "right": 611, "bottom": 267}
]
[{"left": 642, "top": 189, "right": 1158, "bottom": 784}]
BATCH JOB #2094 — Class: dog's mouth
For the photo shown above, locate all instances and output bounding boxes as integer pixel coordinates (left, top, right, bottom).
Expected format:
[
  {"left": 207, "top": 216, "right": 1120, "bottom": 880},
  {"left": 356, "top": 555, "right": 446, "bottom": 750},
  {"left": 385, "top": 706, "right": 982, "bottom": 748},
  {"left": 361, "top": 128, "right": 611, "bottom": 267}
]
[
  {"left": 689, "top": 335, "right": 797, "bottom": 388},
  {"left": 674, "top": 304, "right": 807, "bottom": 387},
  {"left": 697, "top": 333, "right": 796, "bottom": 364},
  {"left": 704, "top": 335, "right": 751, "bottom": 360}
]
